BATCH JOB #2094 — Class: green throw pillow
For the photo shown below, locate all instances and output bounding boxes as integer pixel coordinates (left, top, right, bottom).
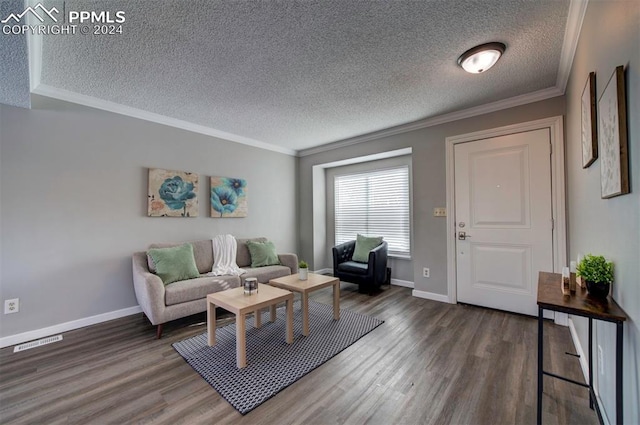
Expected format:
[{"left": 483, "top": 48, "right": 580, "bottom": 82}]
[
  {"left": 246, "top": 240, "right": 281, "bottom": 268},
  {"left": 352, "top": 234, "right": 383, "bottom": 263},
  {"left": 147, "top": 243, "right": 200, "bottom": 285}
]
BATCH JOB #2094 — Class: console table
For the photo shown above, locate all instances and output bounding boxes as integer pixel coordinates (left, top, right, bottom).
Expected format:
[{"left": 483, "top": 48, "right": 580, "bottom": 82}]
[{"left": 536, "top": 271, "right": 627, "bottom": 425}]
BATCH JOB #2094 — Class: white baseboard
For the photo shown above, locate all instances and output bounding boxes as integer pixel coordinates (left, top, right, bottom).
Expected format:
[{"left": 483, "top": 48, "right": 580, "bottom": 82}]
[
  {"left": 312, "top": 268, "right": 333, "bottom": 275},
  {"left": 390, "top": 279, "right": 414, "bottom": 289},
  {"left": 0, "top": 305, "right": 143, "bottom": 349},
  {"left": 412, "top": 289, "right": 450, "bottom": 303}
]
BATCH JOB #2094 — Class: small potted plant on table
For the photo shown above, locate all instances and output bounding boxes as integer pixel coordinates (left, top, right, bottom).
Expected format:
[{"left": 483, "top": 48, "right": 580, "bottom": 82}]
[
  {"left": 298, "top": 260, "right": 309, "bottom": 281},
  {"left": 576, "top": 254, "right": 614, "bottom": 298}
]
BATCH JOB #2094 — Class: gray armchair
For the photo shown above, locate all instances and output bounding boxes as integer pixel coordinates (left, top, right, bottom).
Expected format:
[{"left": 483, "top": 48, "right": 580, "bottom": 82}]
[{"left": 332, "top": 240, "right": 388, "bottom": 294}]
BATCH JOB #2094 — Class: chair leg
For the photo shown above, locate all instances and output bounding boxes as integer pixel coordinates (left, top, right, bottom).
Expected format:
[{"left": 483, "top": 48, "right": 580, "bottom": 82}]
[{"left": 156, "top": 324, "right": 163, "bottom": 339}]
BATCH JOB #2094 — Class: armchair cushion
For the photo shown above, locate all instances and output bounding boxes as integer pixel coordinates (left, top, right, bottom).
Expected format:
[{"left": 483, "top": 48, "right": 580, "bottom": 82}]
[
  {"left": 337, "top": 261, "right": 369, "bottom": 274},
  {"left": 352, "top": 234, "right": 383, "bottom": 263}
]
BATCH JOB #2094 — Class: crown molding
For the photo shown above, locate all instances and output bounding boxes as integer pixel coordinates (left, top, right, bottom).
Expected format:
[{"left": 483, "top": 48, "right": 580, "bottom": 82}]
[
  {"left": 556, "top": 0, "right": 589, "bottom": 93},
  {"left": 297, "top": 86, "right": 563, "bottom": 157},
  {"left": 30, "top": 84, "right": 297, "bottom": 156}
]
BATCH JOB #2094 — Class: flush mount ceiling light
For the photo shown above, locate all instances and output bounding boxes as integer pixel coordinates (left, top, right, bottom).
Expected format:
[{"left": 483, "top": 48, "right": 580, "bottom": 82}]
[{"left": 457, "top": 42, "right": 506, "bottom": 74}]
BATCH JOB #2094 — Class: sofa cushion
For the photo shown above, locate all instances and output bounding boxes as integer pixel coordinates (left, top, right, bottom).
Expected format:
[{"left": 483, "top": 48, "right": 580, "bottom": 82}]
[
  {"left": 246, "top": 240, "right": 281, "bottom": 267},
  {"left": 236, "top": 237, "right": 267, "bottom": 267},
  {"left": 148, "top": 240, "right": 213, "bottom": 274},
  {"left": 242, "top": 265, "right": 292, "bottom": 283},
  {"left": 337, "top": 261, "right": 369, "bottom": 275},
  {"left": 352, "top": 234, "right": 383, "bottom": 263},
  {"left": 148, "top": 243, "right": 200, "bottom": 285},
  {"left": 165, "top": 275, "right": 241, "bottom": 306}
]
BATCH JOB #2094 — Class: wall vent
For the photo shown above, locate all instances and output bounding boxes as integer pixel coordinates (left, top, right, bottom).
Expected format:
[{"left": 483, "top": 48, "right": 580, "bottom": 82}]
[{"left": 13, "top": 335, "right": 63, "bottom": 353}]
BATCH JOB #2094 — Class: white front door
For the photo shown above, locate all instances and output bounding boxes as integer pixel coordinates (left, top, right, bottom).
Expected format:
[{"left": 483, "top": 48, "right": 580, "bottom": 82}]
[{"left": 454, "top": 128, "right": 553, "bottom": 316}]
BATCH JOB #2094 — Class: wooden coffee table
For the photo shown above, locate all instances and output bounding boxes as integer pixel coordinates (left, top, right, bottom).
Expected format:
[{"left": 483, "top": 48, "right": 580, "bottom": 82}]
[
  {"left": 268, "top": 273, "right": 340, "bottom": 336},
  {"left": 207, "top": 283, "right": 294, "bottom": 368}
]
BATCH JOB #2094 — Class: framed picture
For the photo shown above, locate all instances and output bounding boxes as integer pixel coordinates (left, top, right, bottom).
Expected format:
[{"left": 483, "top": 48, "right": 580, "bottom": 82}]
[
  {"left": 148, "top": 168, "right": 198, "bottom": 217},
  {"left": 210, "top": 176, "right": 248, "bottom": 217},
  {"left": 597, "top": 65, "right": 629, "bottom": 199},
  {"left": 581, "top": 72, "right": 597, "bottom": 168}
]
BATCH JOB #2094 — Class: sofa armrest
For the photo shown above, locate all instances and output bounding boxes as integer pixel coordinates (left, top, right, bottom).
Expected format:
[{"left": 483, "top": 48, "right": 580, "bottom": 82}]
[
  {"left": 278, "top": 253, "right": 299, "bottom": 274},
  {"left": 132, "top": 251, "right": 166, "bottom": 325}
]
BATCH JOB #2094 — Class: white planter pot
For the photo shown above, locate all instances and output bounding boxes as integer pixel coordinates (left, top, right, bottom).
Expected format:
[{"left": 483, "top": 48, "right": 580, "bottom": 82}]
[{"left": 299, "top": 268, "right": 308, "bottom": 280}]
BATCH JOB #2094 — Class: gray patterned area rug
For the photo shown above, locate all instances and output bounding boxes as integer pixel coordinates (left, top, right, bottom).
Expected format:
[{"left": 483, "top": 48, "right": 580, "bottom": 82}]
[{"left": 173, "top": 300, "right": 383, "bottom": 415}]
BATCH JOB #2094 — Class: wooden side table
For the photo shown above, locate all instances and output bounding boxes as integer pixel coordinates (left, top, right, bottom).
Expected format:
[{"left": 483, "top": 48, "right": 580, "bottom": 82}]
[
  {"left": 207, "top": 283, "right": 294, "bottom": 368},
  {"left": 536, "top": 272, "right": 627, "bottom": 425},
  {"left": 269, "top": 273, "right": 340, "bottom": 336}
]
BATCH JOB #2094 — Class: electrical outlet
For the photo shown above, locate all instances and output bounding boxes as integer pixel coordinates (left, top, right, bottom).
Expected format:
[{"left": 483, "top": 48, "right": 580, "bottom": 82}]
[
  {"left": 598, "top": 345, "right": 604, "bottom": 375},
  {"left": 433, "top": 207, "right": 447, "bottom": 217},
  {"left": 423, "top": 268, "right": 430, "bottom": 278},
  {"left": 4, "top": 298, "right": 19, "bottom": 314}
]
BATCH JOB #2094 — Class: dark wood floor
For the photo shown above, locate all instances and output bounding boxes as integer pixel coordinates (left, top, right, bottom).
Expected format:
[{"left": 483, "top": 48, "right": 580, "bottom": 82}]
[{"left": 0, "top": 284, "right": 598, "bottom": 425}]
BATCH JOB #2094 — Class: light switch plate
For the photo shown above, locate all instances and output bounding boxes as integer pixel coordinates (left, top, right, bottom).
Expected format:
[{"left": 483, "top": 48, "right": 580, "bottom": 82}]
[{"left": 433, "top": 207, "right": 446, "bottom": 217}]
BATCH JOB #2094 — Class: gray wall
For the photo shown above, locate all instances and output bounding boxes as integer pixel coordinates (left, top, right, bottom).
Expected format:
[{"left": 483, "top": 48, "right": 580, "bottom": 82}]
[
  {"left": 299, "top": 97, "right": 565, "bottom": 294},
  {"left": 325, "top": 155, "right": 414, "bottom": 282},
  {"left": 565, "top": 1, "right": 639, "bottom": 423},
  {"left": 0, "top": 95, "right": 297, "bottom": 339}
]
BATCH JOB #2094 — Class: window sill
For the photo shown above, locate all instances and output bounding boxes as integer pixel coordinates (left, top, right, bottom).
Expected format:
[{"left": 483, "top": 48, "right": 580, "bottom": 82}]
[{"left": 389, "top": 254, "right": 412, "bottom": 260}]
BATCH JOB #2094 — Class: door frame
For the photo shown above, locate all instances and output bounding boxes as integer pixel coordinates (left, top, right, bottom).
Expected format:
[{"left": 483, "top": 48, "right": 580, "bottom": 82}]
[{"left": 445, "top": 116, "right": 567, "bottom": 305}]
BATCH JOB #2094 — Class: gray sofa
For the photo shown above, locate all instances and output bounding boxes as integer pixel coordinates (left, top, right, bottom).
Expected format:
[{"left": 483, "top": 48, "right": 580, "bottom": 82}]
[{"left": 132, "top": 237, "right": 298, "bottom": 337}]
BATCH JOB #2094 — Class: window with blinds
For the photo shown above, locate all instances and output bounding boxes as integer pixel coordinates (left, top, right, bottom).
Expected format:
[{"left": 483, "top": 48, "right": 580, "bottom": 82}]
[{"left": 334, "top": 166, "right": 411, "bottom": 257}]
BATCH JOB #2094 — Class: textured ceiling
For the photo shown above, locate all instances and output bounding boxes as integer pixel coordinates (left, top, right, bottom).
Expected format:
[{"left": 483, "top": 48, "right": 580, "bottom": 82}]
[
  {"left": 0, "top": 0, "right": 30, "bottom": 108},
  {"left": 33, "top": 0, "right": 570, "bottom": 152}
]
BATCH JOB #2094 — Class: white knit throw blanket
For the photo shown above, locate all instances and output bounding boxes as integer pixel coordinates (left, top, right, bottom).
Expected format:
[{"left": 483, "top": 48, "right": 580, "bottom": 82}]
[{"left": 208, "top": 234, "right": 246, "bottom": 276}]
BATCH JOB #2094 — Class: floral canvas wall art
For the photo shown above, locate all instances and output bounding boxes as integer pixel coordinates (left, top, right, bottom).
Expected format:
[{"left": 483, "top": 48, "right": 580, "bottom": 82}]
[
  {"left": 148, "top": 168, "right": 198, "bottom": 217},
  {"left": 210, "top": 176, "right": 248, "bottom": 217},
  {"left": 581, "top": 72, "right": 597, "bottom": 168},
  {"left": 597, "top": 66, "right": 629, "bottom": 199}
]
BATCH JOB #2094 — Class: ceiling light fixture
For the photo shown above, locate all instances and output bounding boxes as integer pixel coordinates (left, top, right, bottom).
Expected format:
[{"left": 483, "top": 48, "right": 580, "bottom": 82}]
[{"left": 457, "top": 42, "right": 506, "bottom": 74}]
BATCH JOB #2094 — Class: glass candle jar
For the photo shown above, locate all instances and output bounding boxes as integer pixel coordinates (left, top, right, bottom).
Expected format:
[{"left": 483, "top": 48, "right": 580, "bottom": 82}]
[{"left": 244, "top": 277, "right": 258, "bottom": 295}]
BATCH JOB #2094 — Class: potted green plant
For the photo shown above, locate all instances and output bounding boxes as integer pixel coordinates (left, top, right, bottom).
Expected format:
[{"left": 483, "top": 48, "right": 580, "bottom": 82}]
[
  {"left": 576, "top": 254, "right": 614, "bottom": 298},
  {"left": 298, "top": 260, "right": 309, "bottom": 281}
]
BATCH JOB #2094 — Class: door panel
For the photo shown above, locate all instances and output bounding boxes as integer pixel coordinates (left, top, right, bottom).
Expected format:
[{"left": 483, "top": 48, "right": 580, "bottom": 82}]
[
  {"left": 471, "top": 146, "right": 529, "bottom": 227},
  {"left": 455, "top": 128, "right": 553, "bottom": 316},
  {"left": 472, "top": 244, "right": 530, "bottom": 294}
]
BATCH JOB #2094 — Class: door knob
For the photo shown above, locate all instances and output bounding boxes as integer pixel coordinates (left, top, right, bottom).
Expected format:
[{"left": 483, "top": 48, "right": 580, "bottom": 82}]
[{"left": 458, "top": 231, "right": 472, "bottom": 240}]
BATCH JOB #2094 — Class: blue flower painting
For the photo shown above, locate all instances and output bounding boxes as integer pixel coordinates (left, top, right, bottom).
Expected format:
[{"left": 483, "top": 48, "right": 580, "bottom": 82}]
[
  {"left": 211, "top": 186, "right": 237, "bottom": 215},
  {"left": 148, "top": 168, "right": 199, "bottom": 217},
  {"left": 210, "top": 176, "right": 248, "bottom": 217},
  {"left": 223, "top": 178, "right": 247, "bottom": 196}
]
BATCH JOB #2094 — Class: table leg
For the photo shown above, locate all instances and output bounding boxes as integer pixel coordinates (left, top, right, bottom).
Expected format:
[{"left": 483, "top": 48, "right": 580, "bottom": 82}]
[
  {"left": 333, "top": 281, "right": 340, "bottom": 320},
  {"left": 207, "top": 299, "right": 216, "bottom": 346},
  {"left": 286, "top": 296, "right": 293, "bottom": 344},
  {"left": 616, "top": 321, "right": 623, "bottom": 425},
  {"left": 537, "top": 306, "right": 543, "bottom": 425},
  {"left": 302, "top": 292, "right": 310, "bottom": 336},
  {"left": 589, "top": 317, "right": 593, "bottom": 409},
  {"left": 270, "top": 304, "right": 277, "bottom": 322},
  {"left": 237, "top": 313, "right": 247, "bottom": 368},
  {"left": 255, "top": 308, "right": 262, "bottom": 328}
]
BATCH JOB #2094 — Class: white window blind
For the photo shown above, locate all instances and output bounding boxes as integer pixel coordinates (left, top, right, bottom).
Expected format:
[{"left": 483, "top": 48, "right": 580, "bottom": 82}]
[{"left": 334, "top": 166, "right": 411, "bottom": 257}]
